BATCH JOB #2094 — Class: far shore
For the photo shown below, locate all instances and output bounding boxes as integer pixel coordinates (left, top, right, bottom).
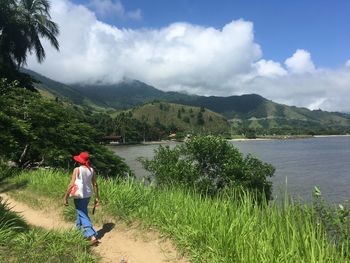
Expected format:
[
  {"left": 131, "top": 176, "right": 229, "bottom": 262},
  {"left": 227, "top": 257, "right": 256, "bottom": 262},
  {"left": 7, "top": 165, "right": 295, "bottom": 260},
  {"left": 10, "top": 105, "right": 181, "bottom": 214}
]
[
  {"left": 228, "top": 138, "right": 273, "bottom": 142},
  {"left": 313, "top": 134, "right": 350, "bottom": 138},
  {"left": 107, "top": 134, "right": 350, "bottom": 146}
]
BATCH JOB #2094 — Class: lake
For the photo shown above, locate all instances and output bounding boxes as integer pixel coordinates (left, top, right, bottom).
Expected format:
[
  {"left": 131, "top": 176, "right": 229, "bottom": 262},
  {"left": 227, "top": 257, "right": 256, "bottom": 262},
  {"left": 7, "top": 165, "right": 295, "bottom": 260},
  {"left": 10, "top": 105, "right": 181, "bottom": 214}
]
[{"left": 109, "top": 136, "right": 350, "bottom": 203}]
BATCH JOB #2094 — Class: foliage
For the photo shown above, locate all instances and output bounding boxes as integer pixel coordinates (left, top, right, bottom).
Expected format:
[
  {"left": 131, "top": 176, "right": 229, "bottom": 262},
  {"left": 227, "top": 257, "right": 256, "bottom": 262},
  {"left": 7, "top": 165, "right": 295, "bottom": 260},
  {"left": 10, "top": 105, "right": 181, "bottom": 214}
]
[
  {"left": 8, "top": 170, "right": 350, "bottom": 263},
  {"left": 232, "top": 118, "right": 350, "bottom": 137},
  {"left": 131, "top": 102, "right": 230, "bottom": 136},
  {"left": 0, "top": 196, "right": 28, "bottom": 245},
  {"left": 0, "top": 79, "right": 130, "bottom": 176},
  {"left": 90, "top": 111, "right": 162, "bottom": 143},
  {"left": 89, "top": 102, "right": 229, "bottom": 143},
  {"left": 313, "top": 186, "right": 350, "bottom": 249},
  {"left": 24, "top": 69, "right": 350, "bottom": 136},
  {"left": 141, "top": 135, "right": 275, "bottom": 199},
  {"left": 0, "top": 197, "right": 96, "bottom": 263},
  {"left": 0, "top": 0, "right": 59, "bottom": 89}
]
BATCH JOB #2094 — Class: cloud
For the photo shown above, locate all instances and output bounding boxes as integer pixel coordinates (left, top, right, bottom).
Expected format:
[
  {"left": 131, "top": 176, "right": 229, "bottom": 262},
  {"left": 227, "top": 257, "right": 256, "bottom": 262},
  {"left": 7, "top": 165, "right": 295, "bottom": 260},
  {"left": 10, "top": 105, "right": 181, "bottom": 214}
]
[
  {"left": 346, "top": 59, "right": 350, "bottom": 68},
  {"left": 285, "top": 49, "right": 315, "bottom": 74},
  {"left": 87, "top": 0, "right": 142, "bottom": 20},
  {"left": 27, "top": 0, "right": 350, "bottom": 112},
  {"left": 253, "top": 59, "right": 287, "bottom": 78},
  {"left": 239, "top": 66, "right": 350, "bottom": 112}
]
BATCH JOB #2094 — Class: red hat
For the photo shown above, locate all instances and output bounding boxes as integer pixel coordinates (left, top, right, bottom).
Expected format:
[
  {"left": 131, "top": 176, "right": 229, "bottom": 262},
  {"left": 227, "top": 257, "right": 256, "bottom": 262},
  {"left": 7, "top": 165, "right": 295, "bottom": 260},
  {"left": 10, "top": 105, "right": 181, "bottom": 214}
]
[{"left": 73, "top": 152, "right": 90, "bottom": 165}]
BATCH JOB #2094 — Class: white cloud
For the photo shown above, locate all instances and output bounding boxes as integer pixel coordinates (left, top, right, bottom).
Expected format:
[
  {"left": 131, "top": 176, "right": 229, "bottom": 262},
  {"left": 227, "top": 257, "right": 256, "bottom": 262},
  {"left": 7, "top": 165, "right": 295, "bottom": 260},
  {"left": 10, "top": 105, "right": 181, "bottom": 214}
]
[
  {"left": 285, "top": 49, "right": 315, "bottom": 74},
  {"left": 27, "top": 0, "right": 350, "bottom": 112},
  {"left": 253, "top": 59, "right": 287, "bottom": 78},
  {"left": 87, "top": 0, "right": 142, "bottom": 20},
  {"left": 345, "top": 59, "right": 350, "bottom": 67},
  {"left": 27, "top": 1, "right": 262, "bottom": 91},
  {"left": 239, "top": 67, "right": 350, "bottom": 112}
]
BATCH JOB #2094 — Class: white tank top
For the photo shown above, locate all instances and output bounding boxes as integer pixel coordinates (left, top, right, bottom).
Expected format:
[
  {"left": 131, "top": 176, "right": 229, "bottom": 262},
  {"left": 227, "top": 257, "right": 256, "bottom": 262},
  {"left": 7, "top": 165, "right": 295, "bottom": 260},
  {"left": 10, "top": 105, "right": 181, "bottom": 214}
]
[{"left": 77, "top": 166, "right": 93, "bottom": 199}]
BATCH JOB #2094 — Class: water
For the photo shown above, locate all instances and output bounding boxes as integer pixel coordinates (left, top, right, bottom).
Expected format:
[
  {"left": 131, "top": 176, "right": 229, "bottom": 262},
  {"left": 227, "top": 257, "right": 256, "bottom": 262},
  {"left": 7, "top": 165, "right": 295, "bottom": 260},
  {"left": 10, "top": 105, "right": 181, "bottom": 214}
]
[{"left": 109, "top": 136, "right": 350, "bottom": 203}]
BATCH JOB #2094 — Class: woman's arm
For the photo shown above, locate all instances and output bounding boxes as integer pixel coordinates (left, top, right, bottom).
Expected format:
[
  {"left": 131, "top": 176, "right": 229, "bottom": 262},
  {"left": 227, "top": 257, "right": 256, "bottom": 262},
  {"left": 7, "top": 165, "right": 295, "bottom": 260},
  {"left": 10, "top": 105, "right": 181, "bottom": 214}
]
[
  {"left": 63, "top": 168, "right": 78, "bottom": 205},
  {"left": 92, "top": 171, "right": 100, "bottom": 206}
]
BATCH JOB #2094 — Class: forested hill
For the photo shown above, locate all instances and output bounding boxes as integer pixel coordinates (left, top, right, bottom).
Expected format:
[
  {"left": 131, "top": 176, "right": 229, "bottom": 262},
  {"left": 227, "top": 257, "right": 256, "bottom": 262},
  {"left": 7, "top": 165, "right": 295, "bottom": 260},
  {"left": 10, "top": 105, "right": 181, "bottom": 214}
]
[
  {"left": 72, "top": 81, "right": 168, "bottom": 109},
  {"left": 69, "top": 82, "right": 269, "bottom": 119},
  {"left": 24, "top": 69, "right": 350, "bottom": 134},
  {"left": 131, "top": 101, "right": 229, "bottom": 135},
  {"left": 21, "top": 68, "right": 85, "bottom": 104}
]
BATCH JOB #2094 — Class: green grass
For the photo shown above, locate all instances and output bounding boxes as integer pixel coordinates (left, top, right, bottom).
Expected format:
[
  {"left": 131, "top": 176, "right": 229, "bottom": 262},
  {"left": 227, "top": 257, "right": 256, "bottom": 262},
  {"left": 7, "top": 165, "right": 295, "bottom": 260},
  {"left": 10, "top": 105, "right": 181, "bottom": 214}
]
[
  {"left": 6, "top": 169, "right": 350, "bottom": 263},
  {"left": 131, "top": 101, "right": 229, "bottom": 134},
  {"left": 0, "top": 196, "right": 97, "bottom": 263}
]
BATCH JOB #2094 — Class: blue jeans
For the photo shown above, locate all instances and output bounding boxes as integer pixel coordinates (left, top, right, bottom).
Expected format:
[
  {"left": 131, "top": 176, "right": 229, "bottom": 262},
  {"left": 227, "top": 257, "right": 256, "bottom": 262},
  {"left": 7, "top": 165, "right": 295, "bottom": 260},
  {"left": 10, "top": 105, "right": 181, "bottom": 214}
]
[{"left": 74, "top": 197, "right": 97, "bottom": 239}]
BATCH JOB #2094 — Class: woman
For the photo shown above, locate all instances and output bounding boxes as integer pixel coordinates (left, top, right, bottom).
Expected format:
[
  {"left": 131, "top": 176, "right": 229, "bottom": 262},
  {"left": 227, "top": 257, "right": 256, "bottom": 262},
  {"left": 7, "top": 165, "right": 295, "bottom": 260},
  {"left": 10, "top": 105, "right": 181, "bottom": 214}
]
[{"left": 64, "top": 151, "right": 100, "bottom": 245}]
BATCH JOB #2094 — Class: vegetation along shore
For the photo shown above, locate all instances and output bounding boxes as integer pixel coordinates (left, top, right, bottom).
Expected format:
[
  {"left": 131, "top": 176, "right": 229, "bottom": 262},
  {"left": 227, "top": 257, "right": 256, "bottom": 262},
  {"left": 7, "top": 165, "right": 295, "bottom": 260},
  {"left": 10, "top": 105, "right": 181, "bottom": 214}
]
[
  {"left": 1, "top": 0, "right": 350, "bottom": 262},
  {"left": 2, "top": 136, "right": 350, "bottom": 262}
]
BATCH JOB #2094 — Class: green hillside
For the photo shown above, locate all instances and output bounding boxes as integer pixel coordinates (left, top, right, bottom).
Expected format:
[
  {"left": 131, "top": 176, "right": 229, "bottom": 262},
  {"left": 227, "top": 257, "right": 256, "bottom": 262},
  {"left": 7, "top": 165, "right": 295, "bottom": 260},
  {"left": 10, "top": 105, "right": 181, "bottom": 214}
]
[
  {"left": 72, "top": 81, "right": 167, "bottom": 109},
  {"left": 23, "top": 69, "right": 350, "bottom": 135},
  {"left": 21, "top": 69, "right": 109, "bottom": 111},
  {"left": 131, "top": 102, "right": 229, "bottom": 135},
  {"left": 21, "top": 68, "right": 84, "bottom": 103},
  {"left": 229, "top": 101, "right": 350, "bottom": 135}
]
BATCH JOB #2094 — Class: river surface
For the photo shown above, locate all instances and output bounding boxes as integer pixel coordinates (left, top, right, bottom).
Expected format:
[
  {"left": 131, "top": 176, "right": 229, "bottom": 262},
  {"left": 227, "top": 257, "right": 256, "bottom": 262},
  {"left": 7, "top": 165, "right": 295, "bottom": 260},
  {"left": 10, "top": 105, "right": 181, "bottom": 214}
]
[{"left": 109, "top": 136, "right": 350, "bottom": 203}]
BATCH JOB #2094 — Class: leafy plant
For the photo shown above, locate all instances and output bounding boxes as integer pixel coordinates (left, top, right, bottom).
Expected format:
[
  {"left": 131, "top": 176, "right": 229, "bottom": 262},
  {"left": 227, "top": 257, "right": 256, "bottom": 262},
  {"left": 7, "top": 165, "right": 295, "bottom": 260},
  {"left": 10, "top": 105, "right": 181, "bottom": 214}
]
[
  {"left": 0, "top": 0, "right": 59, "bottom": 89},
  {"left": 8, "top": 169, "right": 350, "bottom": 263},
  {"left": 0, "top": 79, "right": 130, "bottom": 177},
  {"left": 313, "top": 186, "right": 350, "bottom": 247},
  {"left": 141, "top": 135, "right": 275, "bottom": 199}
]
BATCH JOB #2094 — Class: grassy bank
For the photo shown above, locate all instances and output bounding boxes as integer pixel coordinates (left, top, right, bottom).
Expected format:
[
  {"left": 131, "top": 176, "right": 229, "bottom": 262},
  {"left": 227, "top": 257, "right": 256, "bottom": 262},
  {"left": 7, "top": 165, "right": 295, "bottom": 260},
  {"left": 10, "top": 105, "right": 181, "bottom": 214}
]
[
  {"left": 5, "top": 169, "right": 350, "bottom": 263},
  {"left": 0, "top": 196, "right": 97, "bottom": 263}
]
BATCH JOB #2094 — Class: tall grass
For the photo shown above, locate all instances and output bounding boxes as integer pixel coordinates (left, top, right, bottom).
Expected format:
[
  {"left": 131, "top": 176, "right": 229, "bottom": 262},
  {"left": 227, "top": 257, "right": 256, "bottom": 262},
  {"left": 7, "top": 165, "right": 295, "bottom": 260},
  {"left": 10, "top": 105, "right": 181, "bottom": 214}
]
[
  {"left": 0, "top": 197, "right": 28, "bottom": 246},
  {"left": 0, "top": 187, "right": 97, "bottom": 262},
  {"left": 7, "top": 169, "right": 350, "bottom": 262}
]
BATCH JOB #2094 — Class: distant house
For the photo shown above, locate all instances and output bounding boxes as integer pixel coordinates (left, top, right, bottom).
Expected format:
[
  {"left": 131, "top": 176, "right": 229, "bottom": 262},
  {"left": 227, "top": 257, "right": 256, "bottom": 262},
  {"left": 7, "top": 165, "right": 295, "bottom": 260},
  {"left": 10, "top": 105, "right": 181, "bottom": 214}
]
[
  {"left": 168, "top": 133, "right": 177, "bottom": 139},
  {"left": 101, "top": 135, "right": 122, "bottom": 144}
]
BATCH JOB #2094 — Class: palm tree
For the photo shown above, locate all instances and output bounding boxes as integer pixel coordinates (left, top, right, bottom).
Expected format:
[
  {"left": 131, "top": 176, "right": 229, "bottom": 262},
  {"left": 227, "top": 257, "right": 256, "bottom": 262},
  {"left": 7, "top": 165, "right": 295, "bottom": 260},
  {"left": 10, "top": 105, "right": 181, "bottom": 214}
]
[
  {"left": 0, "top": 0, "right": 24, "bottom": 68},
  {"left": 0, "top": 0, "right": 59, "bottom": 69},
  {"left": 18, "top": 0, "right": 59, "bottom": 66}
]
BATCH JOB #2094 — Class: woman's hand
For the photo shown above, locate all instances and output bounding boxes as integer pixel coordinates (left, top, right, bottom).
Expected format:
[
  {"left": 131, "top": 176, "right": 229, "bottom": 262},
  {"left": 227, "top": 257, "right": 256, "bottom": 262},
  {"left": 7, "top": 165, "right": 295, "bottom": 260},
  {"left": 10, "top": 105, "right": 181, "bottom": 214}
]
[
  {"left": 95, "top": 198, "right": 101, "bottom": 207},
  {"left": 64, "top": 196, "right": 69, "bottom": 206}
]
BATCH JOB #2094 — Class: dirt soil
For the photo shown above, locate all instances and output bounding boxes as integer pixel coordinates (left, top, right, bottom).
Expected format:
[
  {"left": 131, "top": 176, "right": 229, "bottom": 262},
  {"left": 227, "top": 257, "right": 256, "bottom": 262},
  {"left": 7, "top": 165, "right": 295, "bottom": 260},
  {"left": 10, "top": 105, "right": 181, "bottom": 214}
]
[{"left": 0, "top": 193, "right": 188, "bottom": 263}]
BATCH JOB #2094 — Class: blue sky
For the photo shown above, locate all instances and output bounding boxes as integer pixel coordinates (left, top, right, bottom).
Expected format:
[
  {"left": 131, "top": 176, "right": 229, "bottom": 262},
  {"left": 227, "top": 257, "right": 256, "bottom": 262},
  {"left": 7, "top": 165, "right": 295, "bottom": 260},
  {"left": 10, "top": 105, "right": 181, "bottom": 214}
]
[
  {"left": 28, "top": 0, "right": 350, "bottom": 112},
  {"left": 71, "top": 0, "right": 350, "bottom": 68}
]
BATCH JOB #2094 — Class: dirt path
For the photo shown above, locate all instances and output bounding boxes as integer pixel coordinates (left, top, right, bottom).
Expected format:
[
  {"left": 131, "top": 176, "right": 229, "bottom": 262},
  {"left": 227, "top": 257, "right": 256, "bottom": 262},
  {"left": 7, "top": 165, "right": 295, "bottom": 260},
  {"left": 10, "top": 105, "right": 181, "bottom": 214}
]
[{"left": 0, "top": 193, "right": 188, "bottom": 263}]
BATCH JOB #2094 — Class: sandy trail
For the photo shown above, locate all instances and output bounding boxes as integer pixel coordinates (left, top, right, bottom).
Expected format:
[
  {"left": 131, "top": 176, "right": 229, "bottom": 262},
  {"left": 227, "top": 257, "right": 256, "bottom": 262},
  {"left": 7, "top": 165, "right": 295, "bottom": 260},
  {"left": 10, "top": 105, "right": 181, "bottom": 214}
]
[{"left": 0, "top": 193, "right": 188, "bottom": 263}]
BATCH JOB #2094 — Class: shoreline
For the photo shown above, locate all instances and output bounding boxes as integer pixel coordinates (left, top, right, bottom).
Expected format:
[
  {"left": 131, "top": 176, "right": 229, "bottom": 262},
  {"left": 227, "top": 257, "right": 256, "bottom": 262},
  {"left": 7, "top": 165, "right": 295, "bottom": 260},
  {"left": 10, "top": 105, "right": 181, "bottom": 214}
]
[
  {"left": 313, "top": 134, "right": 350, "bottom": 138},
  {"left": 228, "top": 138, "right": 273, "bottom": 142},
  {"left": 107, "top": 134, "right": 350, "bottom": 146}
]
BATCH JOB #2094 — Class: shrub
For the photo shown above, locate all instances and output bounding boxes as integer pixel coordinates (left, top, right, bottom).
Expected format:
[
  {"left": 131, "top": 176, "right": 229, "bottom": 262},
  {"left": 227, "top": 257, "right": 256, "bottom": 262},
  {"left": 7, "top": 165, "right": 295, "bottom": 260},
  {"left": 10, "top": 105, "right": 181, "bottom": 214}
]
[
  {"left": 0, "top": 79, "right": 130, "bottom": 177},
  {"left": 141, "top": 135, "right": 275, "bottom": 199},
  {"left": 313, "top": 187, "right": 350, "bottom": 248}
]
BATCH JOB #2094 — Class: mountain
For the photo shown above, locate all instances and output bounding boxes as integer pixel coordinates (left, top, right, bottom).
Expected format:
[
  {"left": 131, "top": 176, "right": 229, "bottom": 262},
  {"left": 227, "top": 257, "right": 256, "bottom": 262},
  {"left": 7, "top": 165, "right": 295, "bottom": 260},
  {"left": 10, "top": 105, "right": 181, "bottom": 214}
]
[
  {"left": 69, "top": 82, "right": 266, "bottom": 118},
  {"left": 25, "top": 69, "right": 350, "bottom": 134},
  {"left": 21, "top": 68, "right": 85, "bottom": 104},
  {"left": 72, "top": 81, "right": 167, "bottom": 109},
  {"left": 21, "top": 69, "right": 118, "bottom": 111},
  {"left": 131, "top": 101, "right": 229, "bottom": 135}
]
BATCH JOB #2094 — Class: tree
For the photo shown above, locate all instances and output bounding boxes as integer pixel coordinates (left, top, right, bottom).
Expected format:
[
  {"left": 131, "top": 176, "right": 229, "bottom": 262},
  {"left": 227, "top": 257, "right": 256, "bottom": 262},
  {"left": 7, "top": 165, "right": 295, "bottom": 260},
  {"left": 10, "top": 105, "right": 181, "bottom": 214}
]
[
  {"left": 0, "top": 0, "right": 59, "bottom": 88},
  {"left": 141, "top": 135, "right": 275, "bottom": 200},
  {"left": 177, "top": 109, "right": 181, "bottom": 119},
  {"left": 1, "top": 0, "right": 59, "bottom": 67},
  {"left": 197, "top": 111, "right": 204, "bottom": 125},
  {"left": 0, "top": 79, "right": 131, "bottom": 177}
]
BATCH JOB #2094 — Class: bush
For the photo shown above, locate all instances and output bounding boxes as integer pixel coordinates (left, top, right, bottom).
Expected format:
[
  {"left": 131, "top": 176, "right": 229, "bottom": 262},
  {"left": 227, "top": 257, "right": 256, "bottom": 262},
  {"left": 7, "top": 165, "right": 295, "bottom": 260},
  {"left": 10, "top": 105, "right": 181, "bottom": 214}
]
[
  {"left": 141, "top": 135, "right": 275, "bottom": 199},
  {"left": 0, "top": 79, "right": 130, "bottom": 177},
  {"left": 313, "top": 187, "right": 350, "bottom": 248}
]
